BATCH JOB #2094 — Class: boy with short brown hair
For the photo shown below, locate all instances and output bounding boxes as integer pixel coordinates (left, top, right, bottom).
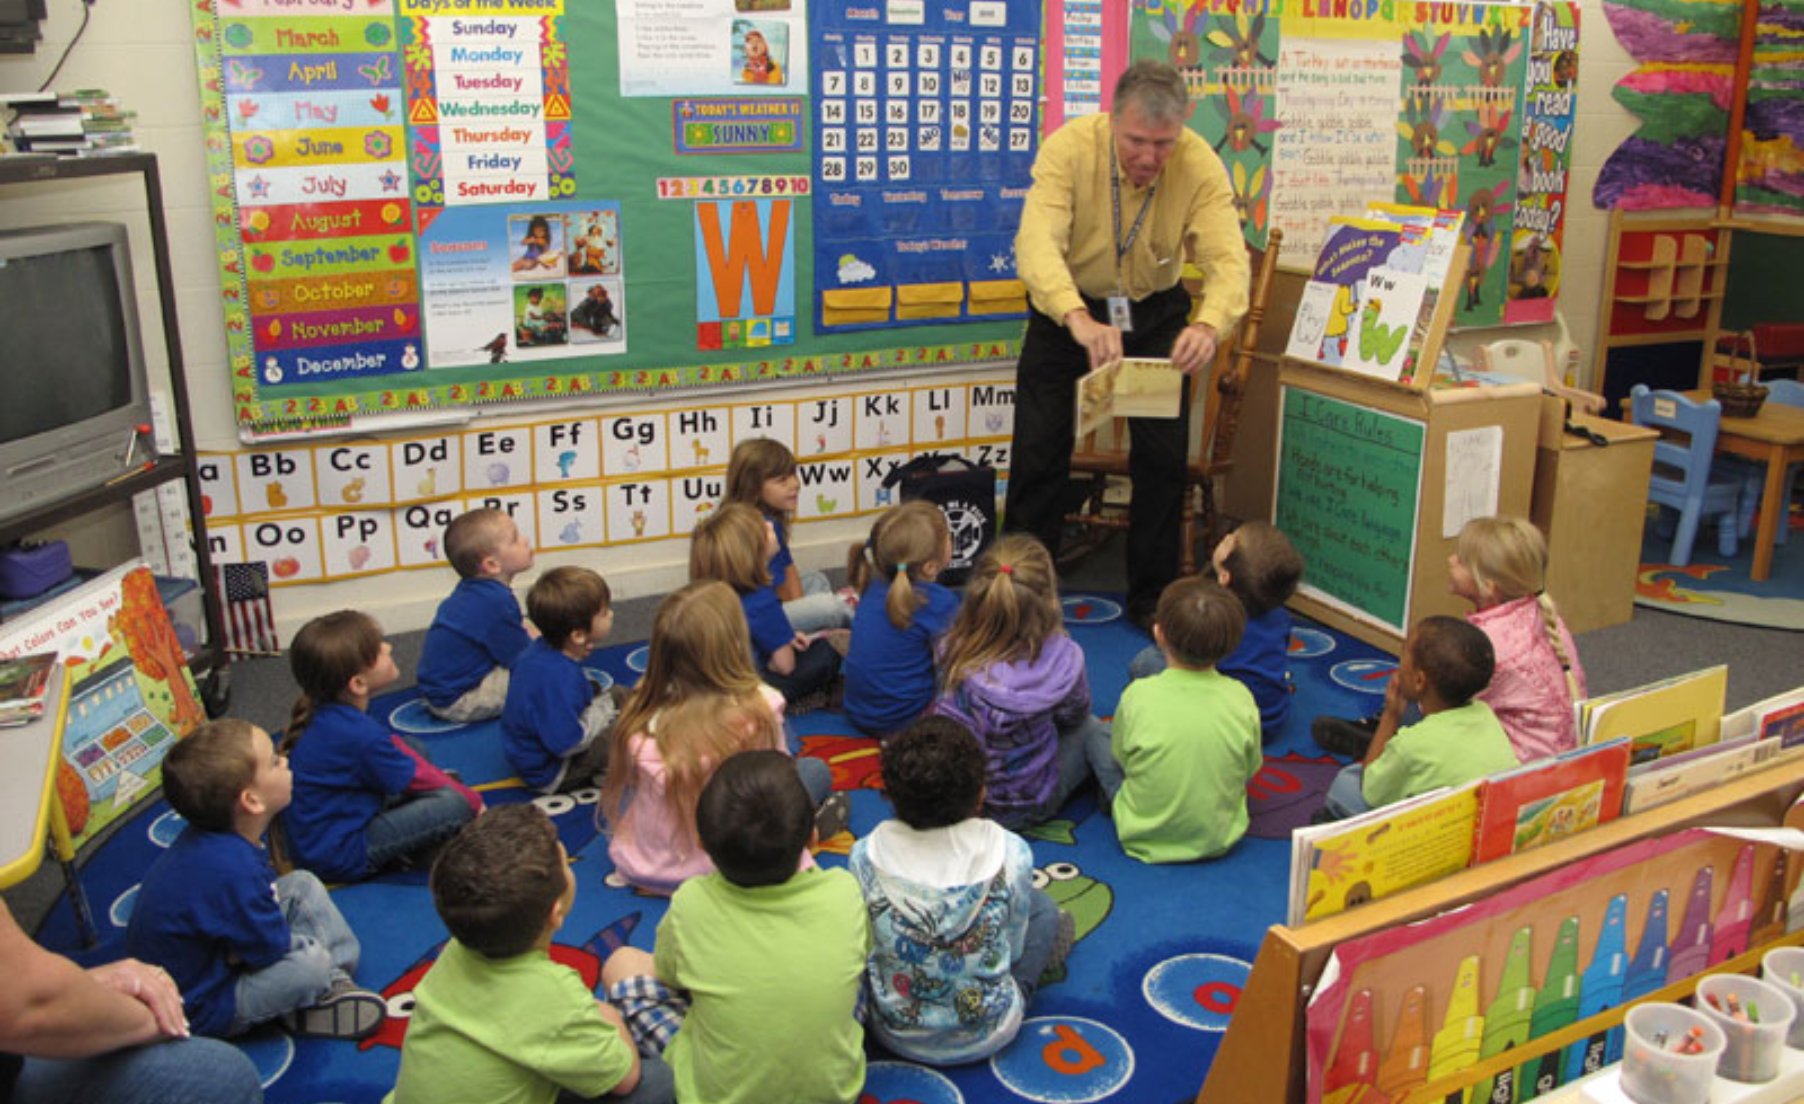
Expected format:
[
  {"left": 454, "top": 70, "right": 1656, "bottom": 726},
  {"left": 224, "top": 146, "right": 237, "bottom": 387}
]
[
  {"left": 386, "top": 805, "right": 671, "bottom": 1103},
  {"left": 417, "top": 507, "right": 536, "bottom": 723}
]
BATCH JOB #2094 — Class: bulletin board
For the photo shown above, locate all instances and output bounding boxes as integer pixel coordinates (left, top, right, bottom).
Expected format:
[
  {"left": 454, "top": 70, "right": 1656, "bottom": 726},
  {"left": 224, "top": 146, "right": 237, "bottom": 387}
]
[
  {"left": 1129, "top": 0, "right": 1580, "bottom": 329},
  {"left": 196, "top": 374, "right": 1015, "bottom": 586},
  {"left": 190, "top": 0, "right": 1032, "bottom": 435}
]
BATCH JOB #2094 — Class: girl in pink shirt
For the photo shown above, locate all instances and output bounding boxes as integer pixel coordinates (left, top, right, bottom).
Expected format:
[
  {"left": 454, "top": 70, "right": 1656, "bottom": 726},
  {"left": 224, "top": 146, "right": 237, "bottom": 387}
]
[
  {"left": 597, "top": 580, "right": 838, "bottom": 894},
  {"left": 1449, "top": 516, "right": 1588, "bottom": 763}
]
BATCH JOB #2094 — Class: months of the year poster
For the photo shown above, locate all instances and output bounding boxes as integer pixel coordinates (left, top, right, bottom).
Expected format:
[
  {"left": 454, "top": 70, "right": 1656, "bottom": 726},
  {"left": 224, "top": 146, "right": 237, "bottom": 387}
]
[{"left": 811, "top": 0, "right": 1040, "bottom": 332}]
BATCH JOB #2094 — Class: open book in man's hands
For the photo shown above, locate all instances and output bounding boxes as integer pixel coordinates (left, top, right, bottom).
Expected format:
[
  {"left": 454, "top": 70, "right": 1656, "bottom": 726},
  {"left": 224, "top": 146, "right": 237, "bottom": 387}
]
[{"left": 1074, "top": 357, "right": 1183, "bottom": 440}]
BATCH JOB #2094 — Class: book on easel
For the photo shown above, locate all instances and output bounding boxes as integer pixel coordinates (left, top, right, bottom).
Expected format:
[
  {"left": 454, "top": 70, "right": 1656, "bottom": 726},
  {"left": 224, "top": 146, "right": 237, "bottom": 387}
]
[
  {"left": 1282, "top": 206, "right": 1467, "bottom": 388},
  {"left": 1073, "top": 356, "right": 1182, "bottom": 440}
]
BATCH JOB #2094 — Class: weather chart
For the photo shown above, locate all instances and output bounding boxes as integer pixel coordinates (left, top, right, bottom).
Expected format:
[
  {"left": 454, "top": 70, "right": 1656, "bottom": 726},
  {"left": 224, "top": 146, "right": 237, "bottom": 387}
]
[{"left": 811, "top": 0, "right": 1040, "bottom": 331}]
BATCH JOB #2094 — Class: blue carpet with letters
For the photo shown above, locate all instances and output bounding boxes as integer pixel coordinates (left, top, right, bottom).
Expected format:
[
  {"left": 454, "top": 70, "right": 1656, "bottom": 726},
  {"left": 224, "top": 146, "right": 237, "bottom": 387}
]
[{"left": 34, "top": 595, "right": 1397, "bottom": 1104}]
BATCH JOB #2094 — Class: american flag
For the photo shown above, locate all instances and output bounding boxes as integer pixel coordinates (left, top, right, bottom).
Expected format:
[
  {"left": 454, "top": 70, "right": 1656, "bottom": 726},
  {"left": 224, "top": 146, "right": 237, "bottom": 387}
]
[{"left": 214, "top": 561, "right": 280, "bottom": 655}]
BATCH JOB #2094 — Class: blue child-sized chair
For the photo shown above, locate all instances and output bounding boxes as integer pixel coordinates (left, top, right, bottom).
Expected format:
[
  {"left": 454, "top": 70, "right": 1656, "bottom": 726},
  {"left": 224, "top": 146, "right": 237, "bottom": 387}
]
[
  {"left": 1744, "top": 378, "right": 1804, "bottom": 546},
  {"left": 1629, "top": 384, "right": 1746, "bottom": 566}
]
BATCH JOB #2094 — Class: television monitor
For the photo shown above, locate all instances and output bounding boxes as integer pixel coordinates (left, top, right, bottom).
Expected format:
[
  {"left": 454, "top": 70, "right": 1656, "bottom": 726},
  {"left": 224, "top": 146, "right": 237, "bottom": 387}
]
[
  {"left": 0, "top": 0, "right": 45, "bottom": 53},
  {"left": 0, "top": 221, "right": 154, "bottom": 525}
]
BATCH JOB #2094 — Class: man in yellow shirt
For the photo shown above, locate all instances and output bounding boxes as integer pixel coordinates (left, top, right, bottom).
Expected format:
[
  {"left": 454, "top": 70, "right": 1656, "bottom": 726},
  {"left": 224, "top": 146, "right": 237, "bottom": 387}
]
[{"left": 1007, "top": 60, "right": 1250, "bottom": 631}]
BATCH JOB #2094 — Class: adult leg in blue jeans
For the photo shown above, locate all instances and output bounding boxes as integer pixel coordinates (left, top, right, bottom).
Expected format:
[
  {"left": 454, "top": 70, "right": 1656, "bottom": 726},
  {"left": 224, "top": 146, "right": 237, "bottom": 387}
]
[
  {"left": 13, "top": 1037, "right": 263, "bottom": 1104},
  {"left": 366, "top": 786, "right": 474, "bottom": 872},
  {"left": 230, "top": 870, "right": 360, "bottom": 1033}
]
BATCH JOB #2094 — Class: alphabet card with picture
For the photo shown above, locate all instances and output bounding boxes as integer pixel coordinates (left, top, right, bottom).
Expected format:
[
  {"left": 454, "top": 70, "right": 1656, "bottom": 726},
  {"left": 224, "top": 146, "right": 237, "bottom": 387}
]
[{"left": 1340, "top": 266, "right": 1431, "bottom": 383}]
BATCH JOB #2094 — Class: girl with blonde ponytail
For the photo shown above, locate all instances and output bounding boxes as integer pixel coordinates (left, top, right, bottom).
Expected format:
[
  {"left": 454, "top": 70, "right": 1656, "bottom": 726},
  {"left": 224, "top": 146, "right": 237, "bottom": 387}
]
[{"left": 1449, "top": 516, "right": 1589, "bottom": 762}]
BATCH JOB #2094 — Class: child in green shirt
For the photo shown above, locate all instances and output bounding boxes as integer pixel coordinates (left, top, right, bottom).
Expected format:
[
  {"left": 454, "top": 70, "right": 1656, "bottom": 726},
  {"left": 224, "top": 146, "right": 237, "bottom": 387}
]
[
  {"left": 603, "top": 750, "right": 869, "bottom": 1104},
  {"left": 386, "top": 806, "right": 670, "bottom": 1104},
  {"left": 1320, "top": 616, "right": 1518, "bottom": 820},
  {"left": 1088, "top": 576, "right": 1263, "bottom": 862}
]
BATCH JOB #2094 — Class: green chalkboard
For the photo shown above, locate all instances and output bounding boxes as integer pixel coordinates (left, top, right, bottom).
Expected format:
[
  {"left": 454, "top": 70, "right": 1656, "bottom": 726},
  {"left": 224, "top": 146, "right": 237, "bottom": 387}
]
[{"left": 1273, "top": 387, "right": 1425, "bottom": 633}]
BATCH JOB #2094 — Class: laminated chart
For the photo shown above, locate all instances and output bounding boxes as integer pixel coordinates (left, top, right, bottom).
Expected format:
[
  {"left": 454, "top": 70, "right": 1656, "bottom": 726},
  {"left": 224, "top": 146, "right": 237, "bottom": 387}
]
[
  {"left": 222, "top": 0, "right": 423, "bottom": 392},
  {"left": 812, "top": 0, "right": 1040, "bottom": 331}
]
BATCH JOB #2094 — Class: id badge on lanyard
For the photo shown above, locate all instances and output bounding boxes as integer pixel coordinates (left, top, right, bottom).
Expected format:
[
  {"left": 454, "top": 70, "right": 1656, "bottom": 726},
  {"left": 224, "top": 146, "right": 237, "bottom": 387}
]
[{"left": 1109, "top": 132, "right": 1154, "bottom": 335}]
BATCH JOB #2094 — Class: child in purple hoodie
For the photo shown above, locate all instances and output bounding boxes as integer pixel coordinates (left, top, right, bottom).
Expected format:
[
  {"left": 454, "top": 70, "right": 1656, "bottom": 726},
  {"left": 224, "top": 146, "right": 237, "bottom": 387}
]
[{"left": 931, "top": 535, "right": 1102, "bottom": 829}]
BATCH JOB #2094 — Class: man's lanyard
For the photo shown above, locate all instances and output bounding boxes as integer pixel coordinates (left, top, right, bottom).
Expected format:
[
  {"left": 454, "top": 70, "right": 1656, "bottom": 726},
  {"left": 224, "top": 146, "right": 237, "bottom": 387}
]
[{"left": 1108, "top": 128, "right": 1157, "bottom": 287}]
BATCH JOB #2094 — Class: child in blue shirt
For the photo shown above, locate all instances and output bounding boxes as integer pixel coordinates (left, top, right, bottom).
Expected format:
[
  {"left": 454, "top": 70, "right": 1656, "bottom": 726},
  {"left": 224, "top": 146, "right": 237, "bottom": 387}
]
[
  {"left": 281, "top": 611, "right": 482, "bottom": 883},
  {"left": 501, "top": 566, "right": 618, "bottom": 793},
  {"left": 725, "top": 437, "right": 854, "bottom": 634},
  {"left": 842, "top": 501, "right": 960, "bottom": 736},
  {"left": 690, "top": 502, "right": 839, "bottom": 708},
  {"left": 1128, "top": 520, "right": 1303, "bottom": 741},
  {"left": 417, "top": 507, "right": 536, "bottom": 723},
  {"left": 126, "top": 719, "right": 385, "bottom": 1040}
]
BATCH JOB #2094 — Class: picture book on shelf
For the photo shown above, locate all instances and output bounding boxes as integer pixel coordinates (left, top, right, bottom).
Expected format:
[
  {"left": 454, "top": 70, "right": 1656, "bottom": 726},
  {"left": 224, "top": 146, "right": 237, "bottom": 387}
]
[
  {"left": 1288, "top": 780, "right": 1482, "bottom": 926},
  {"left": 1577, "top": 666, "right": 1726, "bottom": 764},
  {"left": 1471, "top": 739, "right": 1631, "bottom": 863},
  {"left": 1073, "top": 356, "right": 1182, "bottom": 439},
  {"left": 1621, "top": 734, "right": 1788, "bottom": 815},
  {"left": 1748, "top": 687, "right": 1804, "bottom": 747},
  {"left": 0, "top": 650, "right": 58, "bottom": 727}
]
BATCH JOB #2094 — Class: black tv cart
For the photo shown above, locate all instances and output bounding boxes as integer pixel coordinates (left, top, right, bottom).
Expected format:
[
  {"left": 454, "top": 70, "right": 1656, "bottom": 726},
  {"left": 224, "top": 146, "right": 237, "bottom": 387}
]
[{"left": 0, "top": 153, "right": 230, "bottom": 714}]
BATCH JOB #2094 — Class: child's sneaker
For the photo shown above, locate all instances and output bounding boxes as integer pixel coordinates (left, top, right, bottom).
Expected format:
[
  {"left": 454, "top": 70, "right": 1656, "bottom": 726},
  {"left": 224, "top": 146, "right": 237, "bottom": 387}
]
[
  {"left": 836, "top": 585, "right": 860, "bottom": 610},
  {"left": 282, "top": 977, "right": 387, "bottom": 1040},
  {"left": 1311, "top": 713, "right": 1381, "bottom": 759},
  {"left": 813, "top": 790, "right": 853, "bottom": 841}
]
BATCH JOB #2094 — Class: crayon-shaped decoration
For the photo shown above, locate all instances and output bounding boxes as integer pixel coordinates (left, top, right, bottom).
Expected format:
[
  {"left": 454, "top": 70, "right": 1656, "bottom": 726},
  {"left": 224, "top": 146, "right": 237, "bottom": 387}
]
[
  {"left": 1476, "top": 926, "right": 1536, "bottom": 1103},
  {"left": 1610, "top": 889, "right": 1671, "bottom": 1065},
  {"left": 1751, "top": 849, "right": 1789, "bottom": 949},
  {"left": 1666, "top": 864, "right": 1715, "bottom": 983},
  {"left": 1565, "top": 894, "right": 1626, "bottom": 1083},
  {"left": 1519, "top": 914, "right": 1582, "bottom": 1099},
  {"left": 1428, "top": 955, "right": 1486, "bottom": 1104},
  {"left": 1377, "top": 984, "right": 1430, "bottom": 1099},
  {"left": 1323, "top": 988, "right": 1382, "bottom": 1102},
  {"left": 1708, "top": 843, "right": 1756, "bottom": 966}
]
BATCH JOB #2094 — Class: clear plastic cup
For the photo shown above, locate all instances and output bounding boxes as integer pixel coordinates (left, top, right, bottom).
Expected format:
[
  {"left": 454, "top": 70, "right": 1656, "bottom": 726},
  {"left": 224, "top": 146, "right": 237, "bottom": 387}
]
[
  {"left": 1759, "top": 946, "right": 1804, "bottom": 1049},
  {"left": 1622, "top": 1002, "right": 1725, "bottom": 1104},
  {"left": 1695, "top": 973, "right": 1795, "bottom": 1082}
]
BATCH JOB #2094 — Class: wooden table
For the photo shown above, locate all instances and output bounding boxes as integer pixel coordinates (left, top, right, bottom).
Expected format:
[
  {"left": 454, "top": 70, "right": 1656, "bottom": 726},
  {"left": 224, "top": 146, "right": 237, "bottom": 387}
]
[{"left": 1682, "top": 390, "right": 1804, "bottom": 582}]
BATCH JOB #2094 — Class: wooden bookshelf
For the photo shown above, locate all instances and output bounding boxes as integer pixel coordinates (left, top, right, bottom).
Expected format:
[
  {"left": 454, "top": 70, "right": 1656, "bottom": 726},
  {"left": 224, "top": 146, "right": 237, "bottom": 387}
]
[{"left": 1194, "top": 759, "right": 1804, "bottom": 1104}]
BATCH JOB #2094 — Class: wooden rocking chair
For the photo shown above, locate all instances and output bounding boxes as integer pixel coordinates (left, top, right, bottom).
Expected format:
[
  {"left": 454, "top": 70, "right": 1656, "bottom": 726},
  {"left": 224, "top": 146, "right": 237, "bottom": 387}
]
[{"left": 1062, "top": 229, "right": 1283, "bottom": 576}]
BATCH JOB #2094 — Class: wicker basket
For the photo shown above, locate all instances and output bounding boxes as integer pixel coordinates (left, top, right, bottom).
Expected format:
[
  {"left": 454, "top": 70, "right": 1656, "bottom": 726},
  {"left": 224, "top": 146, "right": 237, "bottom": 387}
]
[{"left": 1714, "top": 330, "right": 1768, "bottom": 417}]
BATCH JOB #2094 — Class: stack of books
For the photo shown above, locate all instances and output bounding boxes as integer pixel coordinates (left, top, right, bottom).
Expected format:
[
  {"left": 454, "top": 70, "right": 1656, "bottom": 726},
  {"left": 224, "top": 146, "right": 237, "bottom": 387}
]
[
  {"left": 0, "top": 651, "right": 57, "bottom": 726},
  {"left": 2, "top": 89, "right": 139, "bottom": 157}
]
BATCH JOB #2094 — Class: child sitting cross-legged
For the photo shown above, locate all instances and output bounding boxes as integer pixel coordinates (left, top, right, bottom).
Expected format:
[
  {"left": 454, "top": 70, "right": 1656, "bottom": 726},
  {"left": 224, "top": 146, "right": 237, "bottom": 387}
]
[
  {"left": 602, "top": 750, "right": 869, "bottom": 1104},
  {"left": 125, "top": 719, "right": 386, "bottom": 1040},
  {"left": 840, "top": 500, "right": 960, "bottom": 738},
  {"left": 1319, "top": 616, "right": 1519, "bottom": 821},
  {"left": 1128, "top": 521, "right": 1303, "bottom": 742},
  {"left": 1090, "top": 576, "right": 1264, "bottom": 863},
  {"left": 852, "top": 716, "right": 1075, "bottom": 1064},
  {"left": 599, "top": 581, "right": 848, "bottom": 896},
  {"left": 931, "top": 534, "right": 1103, "bottom": 830},
  {"left": 501, "top": 565, "right": 618, "bottom": 793},
  {"left": 416, "top": 507, "right": 536, "bottom": 724},
  {"left": 281, "top": 611, "right": 482, "bottom": 883},
  {"left": 385, "top": 805, "right": 673, "bottom": 1104}
]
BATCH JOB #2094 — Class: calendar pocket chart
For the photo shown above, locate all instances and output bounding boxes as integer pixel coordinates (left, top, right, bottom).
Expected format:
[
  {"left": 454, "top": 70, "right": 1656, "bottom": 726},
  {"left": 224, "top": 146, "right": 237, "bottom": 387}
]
[{"left": 811, "top": 0, "right": 1040, "bottom": 332}]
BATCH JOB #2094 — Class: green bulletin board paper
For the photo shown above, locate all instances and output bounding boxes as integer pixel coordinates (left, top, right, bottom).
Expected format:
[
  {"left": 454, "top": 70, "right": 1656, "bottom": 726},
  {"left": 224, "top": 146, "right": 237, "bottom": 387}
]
[{"left": 1274, "top": 386, "right": 1424, "bottom": 633}]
